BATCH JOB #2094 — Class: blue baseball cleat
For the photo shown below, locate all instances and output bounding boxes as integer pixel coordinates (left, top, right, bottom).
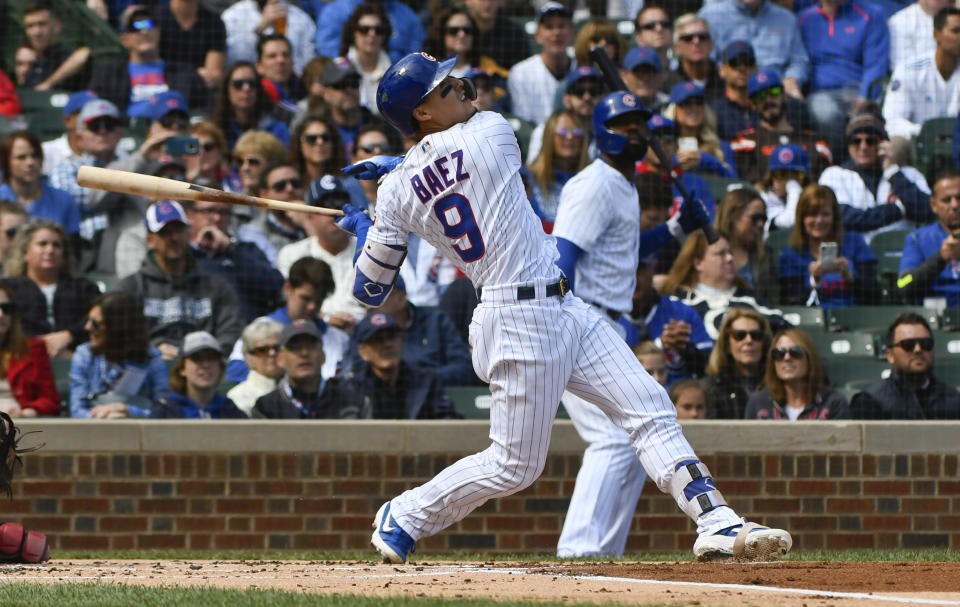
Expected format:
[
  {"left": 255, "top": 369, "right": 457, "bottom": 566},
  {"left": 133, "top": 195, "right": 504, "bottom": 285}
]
[
  {"left": 371, "top": 501, "right": 416, "bottom": 564},
  {"left": 693, "top": 519, "right": 792, "bottom": 562}
]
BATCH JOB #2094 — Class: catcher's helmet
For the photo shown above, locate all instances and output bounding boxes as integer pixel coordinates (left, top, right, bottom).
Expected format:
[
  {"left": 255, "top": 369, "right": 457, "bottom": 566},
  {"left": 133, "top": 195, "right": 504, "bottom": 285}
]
[
  {"left": 593, "top": 91, "right": 652, "bottom": 155},
  {"left": 377, "top": 52, "right": 458, "bottom": 137}
]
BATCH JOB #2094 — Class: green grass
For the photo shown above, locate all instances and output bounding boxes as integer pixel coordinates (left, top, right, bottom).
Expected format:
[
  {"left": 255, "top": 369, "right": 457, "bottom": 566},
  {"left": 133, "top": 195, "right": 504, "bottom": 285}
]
[
  {"left": 48, "top": 548, "right": 960, "bottom": 562},
  {"left": 0, "top": 583, "right": 682, "bottom": 607}
]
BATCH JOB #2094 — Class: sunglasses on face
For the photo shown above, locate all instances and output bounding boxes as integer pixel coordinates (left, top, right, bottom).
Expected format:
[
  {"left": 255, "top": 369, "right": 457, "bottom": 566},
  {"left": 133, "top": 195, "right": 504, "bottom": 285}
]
[
  {"left": 127, "top": 17, "right": 154, "bottom": 32},
  {"left": 679, "top": 32, "right": 710, "bottom": 43},
  {"left": 729, "top": 56, "right": 756, "bottom": 69},
  {"left": 0, "top": 303, "right": 14, "bottom": 316},
  {"left": 358, "top": 142, "right": 389, "bottom": 154},
  {"left": 446, "top": 25, "right": 475, "bottom": 36},
  {"left": 86, "top": 117, "right": 122, "bottom": 133},
  {"left": 731, "top": 329, "right": 763, "bottom": 342},
  {"left": 640, "top": 19, "right": 672, "bottom": 30},
  {"left": 631, "top": 65, "right": 659, "bottom": 78},
  {"left": 200, "top": 141, "right": 219, "bottom": 153},
  {"left": 86, "top": 317, "right": 102, "bottom": 331},
  {"left": 771, "top": 345, "right": 805, "bottom": 361},
  {"left": 249, "top": 344, "right": 279, "bottom": 356},
  {"left": 270, "top": 177, "right": 303, "bottom": 192},
  {"left": 893, "top": 337, "right": 934, "bottom": 352},
  {"left": 680, "top": 97, "right": 704, "bottom": 107},
  {"left": 159, "top": 114, "right": 190, "bottom": 130},
  {"left": 569, "top": 83, "right": 603, "bottom": 97},
  {"left": 301, "top": 132, "right": 333, "bottom": 146},
  {"left": 751, "top": 85, "right": 782, "bottom": 103},
  {"left": 555, "top": 127, "right": 584, "bottom": 138},
  {"left": 589, "top": 35, "right": 615, "bottom": 45},
  {"left": 331, "top": 77, "right": 361, "bottom": 91},
  {"left": 850, "top": 135, "right": 878, "bottom": 147},
  {"left": 355, "top": 25, "right": 388, "bottom": 36},
  {"left": 230, "top": 78, "right": 258, "bottom": 90},
  {"left": 314, "top": 196, "right": 349, "bottom": 211},
  {"left": 4, "top": 227, "right": 19, "bottom": 239},
  {"left": 233, "top": 156, "right": 262, "bottom": 167}
]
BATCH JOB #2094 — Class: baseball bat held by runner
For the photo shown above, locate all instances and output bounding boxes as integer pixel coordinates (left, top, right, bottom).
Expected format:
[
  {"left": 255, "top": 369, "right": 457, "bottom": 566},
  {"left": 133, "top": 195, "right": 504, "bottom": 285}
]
[{"left": 76, "top": 166, "right": 344, "bottom": 217}]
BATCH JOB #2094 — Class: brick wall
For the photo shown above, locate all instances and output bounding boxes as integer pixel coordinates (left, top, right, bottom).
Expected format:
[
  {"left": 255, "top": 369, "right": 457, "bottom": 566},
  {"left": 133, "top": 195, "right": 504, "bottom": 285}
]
[{"left": 8, "top": 420, "right": 960, "bottom": 552}]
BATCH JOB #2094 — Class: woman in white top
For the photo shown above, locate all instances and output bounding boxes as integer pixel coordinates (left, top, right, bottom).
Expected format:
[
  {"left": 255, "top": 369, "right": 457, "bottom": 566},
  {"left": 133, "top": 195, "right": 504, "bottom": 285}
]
[{"left": 340, "top": 3, "right": 393, "bottom": 114}]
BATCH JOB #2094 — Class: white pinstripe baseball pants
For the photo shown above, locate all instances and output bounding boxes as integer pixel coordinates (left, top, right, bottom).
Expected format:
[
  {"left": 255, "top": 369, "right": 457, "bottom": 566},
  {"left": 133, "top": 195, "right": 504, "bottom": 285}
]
[{"left": 389, "top": 289, "right": 730, "bottom": 541}]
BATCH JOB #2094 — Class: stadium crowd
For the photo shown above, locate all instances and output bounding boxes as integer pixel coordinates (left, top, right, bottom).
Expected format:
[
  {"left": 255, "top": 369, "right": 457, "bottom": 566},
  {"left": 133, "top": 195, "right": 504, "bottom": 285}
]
[{"left": 0, "top": 0, "right": 959, "bottom": 422}]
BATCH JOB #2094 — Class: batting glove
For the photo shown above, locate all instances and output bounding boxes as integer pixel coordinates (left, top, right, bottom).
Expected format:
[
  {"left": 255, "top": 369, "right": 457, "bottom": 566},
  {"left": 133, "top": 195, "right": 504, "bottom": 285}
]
[
  {"left": 342, "top": 155, "right": 404, "bottom": 180},
  {"left": 335, "top": 203, "right": 373, "bottom": 261},
  {"left": 667, "top": 197, "right": 711, "bottom": 239}
]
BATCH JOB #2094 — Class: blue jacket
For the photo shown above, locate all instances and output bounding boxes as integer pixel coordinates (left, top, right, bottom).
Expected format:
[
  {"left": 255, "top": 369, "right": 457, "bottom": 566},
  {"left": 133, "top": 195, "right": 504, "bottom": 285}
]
[
  {"left": 0, "top": 182, "right": 80, "bottom": 234},
  {"left": 699, "top": 0, "right": 810, "bottom": 85},
  {"left": 798, "top": 2, "right": 890, "bottom": 99},
  {"left": 150, "top": 391, "right": 247, "bottom": 419},
  {"left": 315, "top": 0, "right": 425, "bottom": 62},
  {"left": 779, "top": 231, "right": 877, "bottom": 307},
  {"left": 899, "top": 222, "right": 960, "bottom": 306},
  {"left": 340, "top": 303, "right": 474, "bottom": 387},
  {"left": 69, "top": 344, "right": 169, "bottom": 418}
]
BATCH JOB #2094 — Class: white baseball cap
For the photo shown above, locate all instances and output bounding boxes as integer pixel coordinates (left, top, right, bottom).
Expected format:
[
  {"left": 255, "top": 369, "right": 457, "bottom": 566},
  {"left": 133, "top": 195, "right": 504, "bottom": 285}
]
[{"left": 144, "top": 200, "right": 190, "bottom": 233}]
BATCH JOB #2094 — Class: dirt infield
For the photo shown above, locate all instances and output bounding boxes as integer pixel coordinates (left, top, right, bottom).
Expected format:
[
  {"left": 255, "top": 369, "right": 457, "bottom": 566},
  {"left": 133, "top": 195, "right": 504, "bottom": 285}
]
[{"left": 3, "top": 559, "right": 960, "bottom": 606}]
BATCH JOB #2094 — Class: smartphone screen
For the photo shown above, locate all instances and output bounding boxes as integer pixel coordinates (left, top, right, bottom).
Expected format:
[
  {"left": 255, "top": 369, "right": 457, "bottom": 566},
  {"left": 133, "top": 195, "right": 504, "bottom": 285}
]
[
  {"left": 678, "top": 137, "right": 698, "bottom": 152},
  {"left": 820, "top": 241, "right": 838, "bottom": 268}
]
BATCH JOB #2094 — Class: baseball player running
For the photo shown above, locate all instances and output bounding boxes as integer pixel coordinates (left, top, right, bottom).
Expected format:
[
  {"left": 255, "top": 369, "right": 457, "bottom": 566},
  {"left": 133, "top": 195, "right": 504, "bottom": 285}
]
[{"left": 337, "top": 52, "right": 792, "bottom": 564}]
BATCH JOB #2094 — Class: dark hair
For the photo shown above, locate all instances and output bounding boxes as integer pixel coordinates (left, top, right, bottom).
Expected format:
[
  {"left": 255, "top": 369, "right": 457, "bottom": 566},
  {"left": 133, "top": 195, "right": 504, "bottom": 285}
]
[
  {"left": 634, "top": 2, "right": 670, "bottom": 29},
  {"left": 425, "top": 7, "right": 480, "bottom": 67},
  {"left": 22, "top": 0, "right": 55, "bottom": 17},
  {"left": 668, "top": 378, "right": 709, "bottom": 407},
  {"left": 705, "top": 307, "right": 773, "bottom": 377},
  {"left": 288, "top": 257, "right": 335, "bottom": 301},
  {"left": 356, "top": 121, "right": 399, "bottom": 153},
  {"left": 933, "top": 169, "right": 960, "bottom": 195},
  {"left": 0, "top": 282, "right": 29, "bottom": 372},
  {"left": 634, "top": 172, "right": 673, "bottom": 210},
  {"left": 340, "top": 3, "right": 392, "bottom": 57},
  {"left": 257, "top": 33, "right": 292, "bottom": 62},
  {"left": 885, "top": 312, "right": 933, "bottom": 348},
  {"left": 169, "top": 353, "right": 224, "bottom": 396},
  {"left": 258, "top": 161, "right": 298, "bottom": 193},
  {"left": 762, "top": 328, "right": 829, "bottom": 404},
  {"left": 289, "top": 114, "right": 347, "bottom": 177},
  {"left": 91, "top": 291, "right": 151, "bottom": 364},
  {"left": 934, "top": 6, "right": 960, "bottom": 31},
  {"left": 0, "top": 131, "right": 43, "bottom": 184},
  {"left": 714, "top": 186, "right": 766, "bottom": 261},
  {"left": 0, "top": 199, "right": 27, "bottom": 218},
  {"left": 212, "top": 62, "right": 274, "bottom": 136}
]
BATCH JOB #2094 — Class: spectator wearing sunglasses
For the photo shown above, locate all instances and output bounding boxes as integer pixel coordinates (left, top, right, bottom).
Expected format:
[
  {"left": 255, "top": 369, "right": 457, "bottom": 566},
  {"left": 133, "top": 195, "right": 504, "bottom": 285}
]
[
  {"left": 41, "top": 91, "right": 128, "bottom": 179},
  {"left": 898, "top": 171, "right": 960, "bottom": 307},
  {"left": 185, "top": 121, "right": 230, "bottom": 190},
  {"left": 756, "top": 144, "right": 812, "bottom": 232},
  {"left": 231, "top": 129, "right": 288, "bottom": 198},
  {"left": 698, "top": 0, "right": 808, "bottom": 101},
  {"left": 527, "top": 67, "right": 606, "bottom": 164},
  {"left": 0, "top": 131, "right": 79, "bottom": 237},
  {"left": 226, "top": 318, "right": 284, "bottom": 416},
  {"left": 818, "top": 113, "right": 934, "bottom": 242},
  {"left": 223, "top": 0, "right": 317, "bottom": 77},
  {"left": 662, "top": 15, "right": 723, "bottom": 104},
  {"left": 729, "top": 71, "right": 828, "bottom": 184},
  {"left": 212, "top": 62, "right": 291, "bottom": 151},
  {"left": 779, "top": 184, "right": 878, "bottom": 308},
  {"left": 339, "top": 4, "right": 392, "bottom": 115},
  {"left": 851, "top": 313, "right": 960, "bottom": 419},
  {"left": 351, "top": 123, "right": 395, "bottom": 210},
  {"left": 620, "top": 47, "right": 669, "bottom": 117},
  {"left": 289, "top": 115, "right": 368, "bottom": 208},
  {"left": 574, "top": 19, "right": 626, "bottom": 69},
  {"left": 633, "top": 5, "right": 674, "bottom": 70},
  {"left": 277, "top": 175, "right": 366, "bottom": 327},
  {"left": 701, "top": 308, "right": 772, "bottom": 419},
  {"left": 239, "top": 162, "right": 308, "bottom": 265},
  {"left": 714, "top": 187, "right": 779, "bottom": 306},
  {"left": 0, "top": 281, "right": 60, "bottom": 418},
  {"left": 319, "top": 58, "right": 384, "bottom": 161},
  {"left": 523, "top": 109, "right": 589, "bottom": 231},
  {"left": 87, "top": 5, "right": 208, "bottom": 117},
  {"left": 315, "top": 0, "right": 425, "bottom": 64},
  {"left": 745, "top": 328, "right": 849, "bottom": 420},
  {"left": 0, "top": 201, "right": 27, "bottom": 276},
  {"left": 711, "top": 41, "right": 759, "bottom": 141}
]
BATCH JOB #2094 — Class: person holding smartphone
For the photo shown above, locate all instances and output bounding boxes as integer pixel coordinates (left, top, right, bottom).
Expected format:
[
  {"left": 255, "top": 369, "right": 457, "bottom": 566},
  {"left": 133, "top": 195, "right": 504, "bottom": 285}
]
[{"left": 778, "top": 184, "right": 879, "bottom": 307}]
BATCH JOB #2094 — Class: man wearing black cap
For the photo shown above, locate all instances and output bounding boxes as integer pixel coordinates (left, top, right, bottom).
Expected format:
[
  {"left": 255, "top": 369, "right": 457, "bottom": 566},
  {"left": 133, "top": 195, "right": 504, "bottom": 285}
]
[
  {"left": 818, "top": 113, "right": 935, "bottom": 241},
  {"left": 333, "top": 313, "right": 460, "bottom": 420},
  {"left": 321, "top": 57, "right": 380, "bottom": 160},
  {"left": 711, "top": 40, "right": 759, "bottom": 140},
  {"left": 507, "top": 2, "right": 576, "bottom": 126},
  {"left": 526, "top": 66, "right": 607, "bottom": 162},
  {"left": 277, "top": 175, "right": 366, "bottom": 326},
  {"left": 253, "top": 319, "right": 341, "bottom": 418}
]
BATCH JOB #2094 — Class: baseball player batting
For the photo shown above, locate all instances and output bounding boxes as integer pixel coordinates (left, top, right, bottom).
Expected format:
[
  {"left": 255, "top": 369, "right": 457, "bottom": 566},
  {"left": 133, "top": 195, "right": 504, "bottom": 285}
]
[{"left": 336, "top": 52, "right": 792, "bottom": 564}]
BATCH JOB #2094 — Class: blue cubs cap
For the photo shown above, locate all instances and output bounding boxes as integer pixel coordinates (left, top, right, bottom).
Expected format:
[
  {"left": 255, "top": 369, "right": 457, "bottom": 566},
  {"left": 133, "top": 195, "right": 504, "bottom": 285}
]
[
  {"left": 565, "top": 66, "right": 602, "bottom": 90},
  {"left": 355, "top": 313, "right": 401, "bottom": 343},
  {"left": 64, "top": 91, "right": 98, "bottom": 116},
  {"left": 669, "top": 81, "right": 704, "bottom": 105},
  {"left": 721, "top": 40, "right": 755, "bottom": 64},
  {"left": 306, "top": 174, "right": 349, "bottom": 208},
  {"left": 144, "top": 200, "right": 190, "bottom": 233},
  {"left": 622, "top": 46, "right": 661, "bottom": 72},
  {"left": 537, "top": 1, "right": 571, "bottom": 23},
  {"left": 748, "top": 69, "right": 783, "bottom": 97},
  {"left": 768, "top": 144, "right": 810, "bottom": 173},
  {"left": 149, "top": 90, "right": 189, "bottom": 121},
  {"left": 647, "top": 114, "right": 675, "bottom": 133}
]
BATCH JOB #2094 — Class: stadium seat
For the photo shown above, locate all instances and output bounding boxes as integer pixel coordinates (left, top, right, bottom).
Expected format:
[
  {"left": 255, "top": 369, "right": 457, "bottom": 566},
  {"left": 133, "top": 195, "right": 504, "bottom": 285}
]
[
  {"left": 826, "top": 306, "right": 940, "bottom": 333},
  {"left": 914, "top": 117, "right": 955, "bottom": 183},
  {"left": 49, "top": 357, "right": 71, "bottom": 413},
  {"left": 702, "top": 176, "right": 751, "bottom": 205},
  {"left": 809, "top": 331, "right": 879, "bottom": 359},
  {"left": 445, "top": 386, "right": 491, "bottom": 420},
  {"left": 505, "top": 115, "right": 536, "bottom": 163},
  {"left": 933, "top": 331, "right": 960, "bottom": 359},
  {"left": 16, "top": 89, "right": 69, "bottom": 141},
  {"left": 943, "top": 307, "right": 960, "bottom": 331},
  {"left": 825, "top": 357, "right": 891, "bottom": 387},
  {"left": 779, "top": 306, "right": 825, "bottom": 330},
  {"left": 869, "top": 229, "right": 909, "bottom": 299}
]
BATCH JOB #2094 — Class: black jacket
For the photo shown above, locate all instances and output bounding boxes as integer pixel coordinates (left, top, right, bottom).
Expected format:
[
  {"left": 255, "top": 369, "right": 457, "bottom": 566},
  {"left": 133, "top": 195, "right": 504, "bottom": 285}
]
[
  {"left": 3, "top": 275, "right": 100, "bottom": 349},
  {"left": 252, "top": 378, "right": 346, "bottom": 419},
  {"left": 744, "top": 386, "right": 851, "bottom": 420},
  {"left": 88, "top": 59, "right": 209, "bottom": 115},
  {"left": 702, "top": 371, "right": 763, "bottom": 420},
  {"left": 851, "top": 371, "right": 960, "bottom": 419},
  {"left": 330, "top": 361, "right": 461, "bottom": 420}
]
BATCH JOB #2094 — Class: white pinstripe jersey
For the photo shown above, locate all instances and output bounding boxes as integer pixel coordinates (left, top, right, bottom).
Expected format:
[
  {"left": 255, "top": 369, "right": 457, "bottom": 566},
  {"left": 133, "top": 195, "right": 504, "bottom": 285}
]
[
  {"left": 370, "top": 111, "right": 559, "bottom": 289},
  {"left": 552, "top": 159, "right": 640, "bottom": 314}
]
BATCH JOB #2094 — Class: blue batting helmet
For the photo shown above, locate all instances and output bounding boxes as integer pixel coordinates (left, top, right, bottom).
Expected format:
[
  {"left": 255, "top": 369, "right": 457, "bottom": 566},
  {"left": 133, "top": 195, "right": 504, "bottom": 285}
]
[
  {"left": 377, "top": 52, "right": 458, "bottom": 137},
  {"left": 593, "top": 92, "right": 651, "bottom": 155}
]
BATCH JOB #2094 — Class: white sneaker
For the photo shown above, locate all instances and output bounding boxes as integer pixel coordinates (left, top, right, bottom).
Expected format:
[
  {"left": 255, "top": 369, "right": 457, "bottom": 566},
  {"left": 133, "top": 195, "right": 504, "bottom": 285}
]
[{"left": 693, "top": 519, "right": 792, "bottom": 562}]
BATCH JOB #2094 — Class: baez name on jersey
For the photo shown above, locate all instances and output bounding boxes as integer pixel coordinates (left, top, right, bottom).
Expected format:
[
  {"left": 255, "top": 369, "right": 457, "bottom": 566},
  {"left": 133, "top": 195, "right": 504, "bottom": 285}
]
[{"left": 410, "top": 149, "right": 470, "bottom": 204}]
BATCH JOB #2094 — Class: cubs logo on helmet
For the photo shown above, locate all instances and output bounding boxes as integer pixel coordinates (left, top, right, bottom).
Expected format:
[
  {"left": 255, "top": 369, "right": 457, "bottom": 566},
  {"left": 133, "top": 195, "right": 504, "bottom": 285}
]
[{"left": 593, "top": 91, "right": 651, "bottom": 155}]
